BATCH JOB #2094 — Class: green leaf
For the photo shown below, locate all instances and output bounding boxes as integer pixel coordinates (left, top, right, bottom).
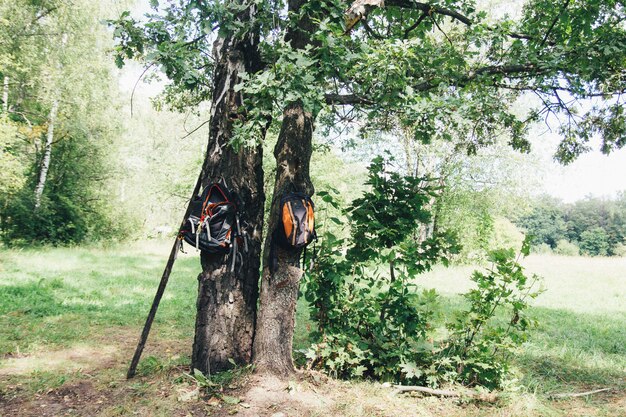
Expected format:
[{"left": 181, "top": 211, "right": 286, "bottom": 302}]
[{"left": 221, "top": 395, "right": 241, "bottom": 405}]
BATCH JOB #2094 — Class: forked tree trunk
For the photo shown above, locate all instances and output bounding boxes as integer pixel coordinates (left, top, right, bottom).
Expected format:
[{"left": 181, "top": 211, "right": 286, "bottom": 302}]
[
  {"left": 253, "top": 101, "right": 314, "bottom": 375},
  {"left": 34, "top": 100, "right": 58, "bottom": 209},
  {"left": 191, "top": 12, "right": 266, "bottom": 374}
]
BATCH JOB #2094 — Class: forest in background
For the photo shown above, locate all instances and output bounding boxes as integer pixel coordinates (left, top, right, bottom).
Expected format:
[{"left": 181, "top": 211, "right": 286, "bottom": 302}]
[{"left": 517, "top": 193, "right": 626, "bottom": 256}]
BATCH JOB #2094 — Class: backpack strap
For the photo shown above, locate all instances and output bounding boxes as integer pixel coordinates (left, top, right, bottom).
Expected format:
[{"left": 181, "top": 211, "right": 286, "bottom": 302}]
[
  {"left": 178, "top": 235, "right": 187, "bottom": 254},
  {"left": 195, "top": 223, "right": 200, "bottom": 251},
  {"left": 237, "top": 215, "right": 249, "bottom": 253},
  {"left": 229, "top": 237, "right": 238, "bottom": 273},
  {"left": 217, "top": 177, "right": 228, "bottom": 194}
]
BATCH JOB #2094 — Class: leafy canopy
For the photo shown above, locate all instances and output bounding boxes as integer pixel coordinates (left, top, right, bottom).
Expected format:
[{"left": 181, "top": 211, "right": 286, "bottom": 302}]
[{"left": 111, "top": 0, "right": 626, "bottom": 162}]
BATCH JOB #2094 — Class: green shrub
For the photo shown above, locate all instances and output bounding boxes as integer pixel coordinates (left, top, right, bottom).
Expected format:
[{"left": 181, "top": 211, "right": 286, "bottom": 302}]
[
  {"left": 491, "top": 217, "right": 524, "bottom": 251},
  {"left": 303, "top": 156, "right": 542, "bottom": 389},
  {"left": 1, "top": 187, "right": 131, "bottom": 246},
  {"left": 554, "top": 239, "right": 580, "bottom": 256},
  {"left": 0, "top": 118, "right": 133, "bottom": 246},
  {"left": 532, "top": 242, "right": 553, "bottom": 254},
  {"left": 580, "top": 227, "right": 610, "bottom": 256},
  {"left": 441, "top": 242, "right": 543, "bottom": 388},
  {"left": 304, "top": 155, "right": 458, "bottom": 381},
  {"left": 613, "top": 243, "right": 626, "bottom": 257}
]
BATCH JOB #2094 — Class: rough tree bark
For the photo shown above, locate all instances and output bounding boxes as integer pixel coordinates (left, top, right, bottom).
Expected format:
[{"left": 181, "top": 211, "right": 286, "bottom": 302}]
[
  {"left": 253, "top": 0, "right": 316, "bottom": 375},
  {"left": 253, "top": 102, "right": 314, "bottom": 375},
  {"left": 34, "top": 99, "right": 58, "bottom": 209},
  {"left": 191, "top": 7, "right": 267, "bottom": 375}
]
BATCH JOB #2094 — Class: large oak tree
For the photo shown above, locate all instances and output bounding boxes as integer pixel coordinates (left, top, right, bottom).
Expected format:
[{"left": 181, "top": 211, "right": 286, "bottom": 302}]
[{"left": 113, "top": 0, "right": 626, "bottom": 375}]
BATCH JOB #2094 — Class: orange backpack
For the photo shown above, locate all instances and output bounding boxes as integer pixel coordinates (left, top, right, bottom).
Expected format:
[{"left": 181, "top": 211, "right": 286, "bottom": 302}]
[
  {"left": 269, "top": 192, "right": 317, "bottom": 273},
  {"left": 276, "top": 192, "right": 316, "bottom": 248}
]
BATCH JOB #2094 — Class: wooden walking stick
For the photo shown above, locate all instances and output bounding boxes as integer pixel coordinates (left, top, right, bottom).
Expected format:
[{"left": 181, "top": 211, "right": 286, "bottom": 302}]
[{"left": 127, "top": 171, "right": 203, "bottom": 379}]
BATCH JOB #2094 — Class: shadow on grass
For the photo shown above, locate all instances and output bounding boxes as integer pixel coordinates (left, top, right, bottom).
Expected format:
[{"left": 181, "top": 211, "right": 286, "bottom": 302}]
[
  {"left": 432, "top": 294, "right": 625, "bottom": 356},
  {"left": 517, "top": 306, "right": 626, "bottom": 392},
  {"left": 518, "top": 351, "right": 626, "bottom": 392},
  {"left": 531, "top": 306, "right": 626, "bottom": 356}
]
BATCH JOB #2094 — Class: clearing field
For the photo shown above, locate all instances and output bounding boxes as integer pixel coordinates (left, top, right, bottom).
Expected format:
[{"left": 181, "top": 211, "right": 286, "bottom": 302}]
[{"left": 0, "top": 242, "right": 624, "bottom": 416}]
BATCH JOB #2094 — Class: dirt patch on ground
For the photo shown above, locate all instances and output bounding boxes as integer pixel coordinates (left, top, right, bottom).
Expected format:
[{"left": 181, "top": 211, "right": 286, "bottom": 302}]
[
  {"left": 0, "top": 380, "right": 110, "bottom": 417},
  {"left": 1, "top": 335, "right": 623, "bottom": 417},
  {"left": 2, "top": 367, "right": 624, "bottom": 417},
  {"left": 234, "top": 372, "right": 333, "bottom": 417},
  {"left": 0, "top": 345, "right": 119, "bottom": 376}
]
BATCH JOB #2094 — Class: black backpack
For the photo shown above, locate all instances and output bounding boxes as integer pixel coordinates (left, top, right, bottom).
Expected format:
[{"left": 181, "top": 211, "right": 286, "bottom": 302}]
[{"left": 179, "top": 183, "right": 247, "bottom": 271}]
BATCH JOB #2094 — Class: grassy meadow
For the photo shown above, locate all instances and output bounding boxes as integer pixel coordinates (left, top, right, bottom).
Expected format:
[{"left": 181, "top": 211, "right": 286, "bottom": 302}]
[{"left": 0, "top": 241, "right": 624, "bottom": 416}]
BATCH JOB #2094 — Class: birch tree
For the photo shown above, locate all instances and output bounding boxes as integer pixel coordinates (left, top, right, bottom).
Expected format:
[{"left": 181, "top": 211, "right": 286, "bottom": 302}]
[
  {"left": 0, "top": 0, "right": 126, "bottom": 243},
  {"left": 34, "top": 99, "right": 58, "bottom": 209}
]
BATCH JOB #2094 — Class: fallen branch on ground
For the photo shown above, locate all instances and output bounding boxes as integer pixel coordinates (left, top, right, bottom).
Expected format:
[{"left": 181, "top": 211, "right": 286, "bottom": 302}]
[
  {"left": 392, "top": 385, "right": 498, "bottom": 402},
  {"left": 548, "top": 388, "right": 613, "bottom": 399},
  {"left": 393, "top": 385, "right": 460, "bottom": 397}
]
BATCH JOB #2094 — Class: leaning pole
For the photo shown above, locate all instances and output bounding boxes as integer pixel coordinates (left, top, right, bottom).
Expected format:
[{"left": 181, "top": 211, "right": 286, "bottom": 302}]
[{"left": 126, "top": 170, "right": 203, "bottom": 379}]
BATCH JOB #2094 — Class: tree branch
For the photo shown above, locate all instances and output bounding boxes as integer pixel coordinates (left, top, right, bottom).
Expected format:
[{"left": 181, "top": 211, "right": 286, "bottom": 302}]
[
  {"left": 345, "top": 0, "right": 553, "bottom": 48},
  {"left": 540, "top": 0, "right": 571, "bottom": 48},
  {"left": 393, "top": 385, "right": 500, "bottom": 401},
  {"left": 416, "top": 64, "right": 543, "bottom": 92},
  {"left": 362, "top": 19, "right": 385, "bottom": 39},
  {"left": 549, "top": 388, "right": 612, "bottom": 399},
  {"left": 130, "top": 63, "right": 155, "bottom": 117},
  {"left": 394, "top": 385, "right": 460, "bottom": 397},
  {"left": 385, "top": 0, "right": 472, "bottom": 26},
  {"left": 31, "top": 6, "right": 59, "bottom": 25},
  {"left": 403, "top": 11, "right": 428, "bottom": 39},
  {"left": 180, "top": 118, "right": 210, "bottom": 139},
  {"left": 345, "top": 0, "right": 471, "bottom": 35},
  {"left": 325, "top": 93, "right": 375, "bottom": 105},
  {"left": 326, "top": 64, "right": 547, "bottom": 106},
  {"left": 430, "top": 14, "right": 453, "bottom": 46}
]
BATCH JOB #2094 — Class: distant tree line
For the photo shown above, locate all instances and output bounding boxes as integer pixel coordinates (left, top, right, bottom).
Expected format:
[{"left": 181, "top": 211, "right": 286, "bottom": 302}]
[{"left": 515, "top": 194, "right": 626, "bottom": 257}]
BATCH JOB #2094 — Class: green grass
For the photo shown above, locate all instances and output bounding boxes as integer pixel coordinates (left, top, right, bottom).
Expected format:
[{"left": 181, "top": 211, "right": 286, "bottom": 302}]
[
  {"left": 0, "top": 241, "right": 201, "bottom": 355},
  {"left": 1, "top": 245, "right": 624, "bottom": 416},
  {"left": 416, "top": 254, "right": 626, "bottom": 395}
]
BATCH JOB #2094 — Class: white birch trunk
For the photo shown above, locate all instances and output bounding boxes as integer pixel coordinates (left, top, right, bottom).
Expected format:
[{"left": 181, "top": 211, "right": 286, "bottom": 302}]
[
  {"left": 34, "top": 100, "right": 58, "bottom": 209},
  {"left": 2, "top": 76, "right": 8, "bottom": 114}
]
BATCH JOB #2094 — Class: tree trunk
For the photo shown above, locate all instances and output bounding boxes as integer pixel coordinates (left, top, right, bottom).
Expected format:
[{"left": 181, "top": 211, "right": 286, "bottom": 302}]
[
  {"left": 34, "top": 100, "right": 58, "bottom": 209},
  {"left": 252, "top": 0, "right": 317, "bottom": 376},
  {"left": 190, "top": 9, "right": 267, "bottom": 375},
  {"left": 2, "top": 75, "right": 8, "bottom": 114},
  {"left": 253, "top": 101, "right": 314, "bottom": 375}
]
